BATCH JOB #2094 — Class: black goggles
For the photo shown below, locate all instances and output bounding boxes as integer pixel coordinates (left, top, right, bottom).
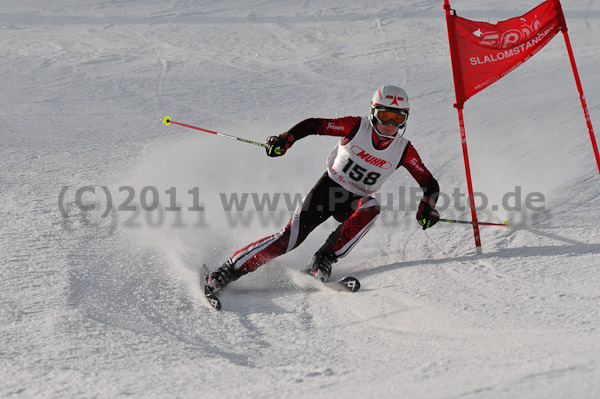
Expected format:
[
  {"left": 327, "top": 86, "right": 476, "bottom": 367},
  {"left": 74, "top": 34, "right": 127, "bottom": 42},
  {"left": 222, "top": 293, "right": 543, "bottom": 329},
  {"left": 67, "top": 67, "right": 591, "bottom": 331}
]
[{"left": 373, "top": 108, "right": 408, "bottom": 127}]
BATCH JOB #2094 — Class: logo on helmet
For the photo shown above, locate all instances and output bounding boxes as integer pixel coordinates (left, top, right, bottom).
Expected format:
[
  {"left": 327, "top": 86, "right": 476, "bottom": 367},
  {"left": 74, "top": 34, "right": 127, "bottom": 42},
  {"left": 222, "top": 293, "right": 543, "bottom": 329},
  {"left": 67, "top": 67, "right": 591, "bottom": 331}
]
[{"left": 385, "top": 94, "right": 406, "bottom": 107}]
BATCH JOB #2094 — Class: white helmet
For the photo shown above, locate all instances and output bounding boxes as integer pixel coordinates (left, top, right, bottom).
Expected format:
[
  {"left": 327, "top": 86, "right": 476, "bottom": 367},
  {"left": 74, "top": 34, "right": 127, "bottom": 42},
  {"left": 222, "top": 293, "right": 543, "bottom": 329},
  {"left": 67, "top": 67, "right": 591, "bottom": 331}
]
[{"left": 369, "top": 85, "right": 410, "bottom": 137}]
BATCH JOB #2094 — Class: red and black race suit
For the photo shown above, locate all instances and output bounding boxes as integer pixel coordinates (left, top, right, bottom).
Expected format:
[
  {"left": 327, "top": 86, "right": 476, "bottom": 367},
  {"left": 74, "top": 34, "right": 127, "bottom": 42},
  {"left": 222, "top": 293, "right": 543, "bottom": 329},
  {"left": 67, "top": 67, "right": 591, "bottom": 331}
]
[{"left": 227, "top": 117, "right": 439, "bottom": 275}]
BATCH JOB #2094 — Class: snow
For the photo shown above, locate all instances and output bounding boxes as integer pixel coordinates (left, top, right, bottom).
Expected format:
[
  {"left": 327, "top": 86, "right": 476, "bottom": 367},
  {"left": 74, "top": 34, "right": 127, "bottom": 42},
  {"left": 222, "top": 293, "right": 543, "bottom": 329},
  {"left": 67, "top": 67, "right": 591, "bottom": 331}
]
[{"left": 1, "top": 0, "right": 599, "bottom": 398}]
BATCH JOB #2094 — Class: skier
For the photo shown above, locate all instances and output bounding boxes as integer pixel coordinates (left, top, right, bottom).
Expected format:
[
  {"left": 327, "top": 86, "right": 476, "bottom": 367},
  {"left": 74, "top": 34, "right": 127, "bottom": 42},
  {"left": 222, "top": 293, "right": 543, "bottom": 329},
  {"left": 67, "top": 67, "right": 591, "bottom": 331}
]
[{"left": 206, "top": 85, "right": 440, "bottom": 292}]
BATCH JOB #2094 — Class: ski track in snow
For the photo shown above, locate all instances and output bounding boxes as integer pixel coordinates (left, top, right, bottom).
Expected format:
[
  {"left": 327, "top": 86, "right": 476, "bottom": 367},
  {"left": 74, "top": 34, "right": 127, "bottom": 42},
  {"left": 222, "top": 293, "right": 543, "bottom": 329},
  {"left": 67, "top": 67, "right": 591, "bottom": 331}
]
[{"left": 1, "top": 1, "right": 599, "bottom": 398}]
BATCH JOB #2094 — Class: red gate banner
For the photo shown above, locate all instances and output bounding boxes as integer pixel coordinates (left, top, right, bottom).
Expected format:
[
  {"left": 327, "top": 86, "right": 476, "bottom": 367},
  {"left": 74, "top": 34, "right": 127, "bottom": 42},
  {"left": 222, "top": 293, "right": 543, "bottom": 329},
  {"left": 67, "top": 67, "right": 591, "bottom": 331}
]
[
  {"left": 446, "top": 0, "right": 565, "bottom": 106},
  {"left": 444, "top": 0, "right": 599, "bottom": 254}
]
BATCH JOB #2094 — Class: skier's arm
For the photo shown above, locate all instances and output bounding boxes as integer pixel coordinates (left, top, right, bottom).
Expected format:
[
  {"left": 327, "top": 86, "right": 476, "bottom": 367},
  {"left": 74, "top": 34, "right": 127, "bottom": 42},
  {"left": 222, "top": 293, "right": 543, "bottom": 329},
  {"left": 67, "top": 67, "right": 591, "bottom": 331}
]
[
  {"left": 286, "top": 117, "right": 362, "bottom": 140},
  {"left": 265, "top": 117, "right": 362, "bottom": 157},
  {"left": 399, "top": 142, "right": 440, "bottom": 229},
  {"left": 399, "top": 142, "right": 440, "bottom": 205}
]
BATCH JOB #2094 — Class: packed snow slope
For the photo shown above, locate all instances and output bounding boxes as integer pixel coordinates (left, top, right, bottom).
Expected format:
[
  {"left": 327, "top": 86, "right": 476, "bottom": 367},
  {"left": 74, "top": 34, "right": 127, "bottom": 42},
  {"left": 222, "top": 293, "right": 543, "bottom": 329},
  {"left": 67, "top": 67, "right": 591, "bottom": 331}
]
[{"left": 1, "top": 0, "right": 599, "bottom": 398}]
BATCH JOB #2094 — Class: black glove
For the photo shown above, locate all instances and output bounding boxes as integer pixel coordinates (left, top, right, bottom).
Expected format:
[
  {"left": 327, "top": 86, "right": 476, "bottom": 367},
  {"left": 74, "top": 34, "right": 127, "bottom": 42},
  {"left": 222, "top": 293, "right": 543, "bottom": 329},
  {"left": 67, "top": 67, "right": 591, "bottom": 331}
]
[
  {"left": 416, "top": 198, "right": 440, "bottom": 230},
  {"left": 265, "top": 133, "right": 293, "bottom": 157}
]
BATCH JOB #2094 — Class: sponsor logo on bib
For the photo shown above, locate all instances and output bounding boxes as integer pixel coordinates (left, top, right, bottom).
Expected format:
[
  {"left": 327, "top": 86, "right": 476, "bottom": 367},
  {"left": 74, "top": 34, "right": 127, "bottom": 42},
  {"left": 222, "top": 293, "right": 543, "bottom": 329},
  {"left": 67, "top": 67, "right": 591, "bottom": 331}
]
[{"left": 351, "top": 146, "right": 392, "bottom": 169}]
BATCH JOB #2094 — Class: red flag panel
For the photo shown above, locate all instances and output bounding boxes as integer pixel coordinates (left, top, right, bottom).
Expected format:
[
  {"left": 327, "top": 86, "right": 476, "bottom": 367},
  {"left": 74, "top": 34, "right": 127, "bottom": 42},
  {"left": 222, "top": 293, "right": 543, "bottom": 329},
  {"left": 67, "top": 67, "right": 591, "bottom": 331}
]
[{"left": 447, "top": 0, "right": 564, "bottom": 105}]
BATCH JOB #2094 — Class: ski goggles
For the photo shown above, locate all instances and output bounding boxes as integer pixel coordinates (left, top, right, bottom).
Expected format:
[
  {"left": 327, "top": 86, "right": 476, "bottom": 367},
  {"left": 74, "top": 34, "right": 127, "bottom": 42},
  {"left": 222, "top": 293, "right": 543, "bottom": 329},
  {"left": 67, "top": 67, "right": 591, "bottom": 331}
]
[{"left": 373, "top": 108, "right": 408, "bottom": 127}]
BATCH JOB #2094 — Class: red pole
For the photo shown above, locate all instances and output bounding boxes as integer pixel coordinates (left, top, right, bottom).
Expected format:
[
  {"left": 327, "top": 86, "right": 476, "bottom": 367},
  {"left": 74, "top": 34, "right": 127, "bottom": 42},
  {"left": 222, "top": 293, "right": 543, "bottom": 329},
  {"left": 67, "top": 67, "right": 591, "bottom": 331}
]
[
  {"left": 162, "top": 116, "right": 267, "bottom": 148},
  {"left": 555, "top": 1, "right": 600, "bottom": 177},
  {"left": 444, "top": 0, "right": 482, "bottom": 254},
  {"left": 171, "top": 121, "right": 219, "bottom": 135},
  {"left": 457, "top": 107, "right": 483, "bottom": 254}
]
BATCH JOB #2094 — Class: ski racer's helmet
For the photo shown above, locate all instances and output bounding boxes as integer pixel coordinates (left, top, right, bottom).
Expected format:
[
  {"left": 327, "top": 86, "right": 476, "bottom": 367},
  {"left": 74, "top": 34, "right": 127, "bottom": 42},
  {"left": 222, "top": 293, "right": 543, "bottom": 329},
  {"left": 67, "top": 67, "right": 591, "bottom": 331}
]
[{"left": 369, "top": 85, "right": 410, "bottom": 137}]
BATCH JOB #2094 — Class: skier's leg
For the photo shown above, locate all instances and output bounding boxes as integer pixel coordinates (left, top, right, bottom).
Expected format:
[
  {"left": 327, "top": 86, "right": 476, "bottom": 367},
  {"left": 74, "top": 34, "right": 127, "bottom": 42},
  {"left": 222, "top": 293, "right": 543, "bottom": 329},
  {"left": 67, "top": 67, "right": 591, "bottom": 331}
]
[
  {"left": 208, "top": 173, "right": 339, "bottom": 290},
  {"left": 332, "top": 196, "right": 380, "bottom": 258},
  {"left": 306, "top": 196, "right": 380, "bottom": 280},
  {"left": 207, "top": 217, "right": 301, "bottom": 292}
]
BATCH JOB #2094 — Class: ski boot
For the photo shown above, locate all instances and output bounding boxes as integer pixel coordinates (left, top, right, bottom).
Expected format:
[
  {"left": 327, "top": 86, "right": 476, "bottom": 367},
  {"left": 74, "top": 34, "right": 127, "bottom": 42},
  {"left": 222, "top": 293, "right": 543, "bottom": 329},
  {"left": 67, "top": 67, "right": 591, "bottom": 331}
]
[
  {"left": 305, "top": 225, "right": 342, "bottom": 281},
  {"left": 306, "top": 247, "right": 338, "bottom": 282},
  {"left": 206, "top": 259, "right": 240, "bottom": 294}
]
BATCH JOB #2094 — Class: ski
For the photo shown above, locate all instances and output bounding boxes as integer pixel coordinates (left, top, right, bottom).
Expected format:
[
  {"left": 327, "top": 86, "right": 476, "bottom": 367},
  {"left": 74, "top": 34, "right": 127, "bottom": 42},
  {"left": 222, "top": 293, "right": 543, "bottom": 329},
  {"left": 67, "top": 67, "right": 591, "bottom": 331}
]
[
  {"left": 324, "top": 276, "right": 361, "bottom": 293},
  {"left": 199, "top": 264, "right": 359, "bottom": 311},
  {"left": 305, "top": 270, "right": 361, "bottom": 293},
  {"left": 199, "top": 264, "right": 222, "bottom": 311}
]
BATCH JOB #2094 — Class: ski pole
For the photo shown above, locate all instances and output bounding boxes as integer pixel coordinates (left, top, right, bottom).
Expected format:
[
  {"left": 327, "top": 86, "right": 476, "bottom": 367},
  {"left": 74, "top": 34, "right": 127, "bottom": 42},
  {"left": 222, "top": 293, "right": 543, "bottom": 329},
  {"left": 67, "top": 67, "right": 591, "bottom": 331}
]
[
  {"left": 162, "top": 116, "right": 267, "bottom": 148},
  {"left": 439, "top": 218, "right": 513, "bottom": 228}
]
